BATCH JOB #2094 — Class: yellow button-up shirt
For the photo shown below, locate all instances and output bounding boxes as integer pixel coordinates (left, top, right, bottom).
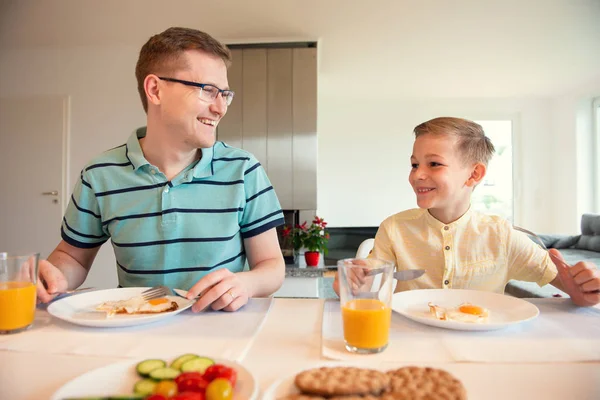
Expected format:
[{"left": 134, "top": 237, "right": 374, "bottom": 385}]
[{"left": 371, "top": 208, "right": 558, "bottom": 294}]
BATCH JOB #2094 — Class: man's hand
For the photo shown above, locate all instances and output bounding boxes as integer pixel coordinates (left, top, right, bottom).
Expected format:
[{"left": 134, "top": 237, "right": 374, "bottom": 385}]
[
  {"left": 549, "top": 249, "right": 600, "bottom": 307},
  {"left": 186, "top": 269, "right": 250, "bottom": 312},
  {"left": 36, "top": 259, "right": 69, "bottom": 303}
]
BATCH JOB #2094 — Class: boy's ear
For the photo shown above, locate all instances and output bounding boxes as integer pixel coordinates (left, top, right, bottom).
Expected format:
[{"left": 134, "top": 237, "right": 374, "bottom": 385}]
[{"left": 466, "top": 163, "right": 486, "bottom": 187}]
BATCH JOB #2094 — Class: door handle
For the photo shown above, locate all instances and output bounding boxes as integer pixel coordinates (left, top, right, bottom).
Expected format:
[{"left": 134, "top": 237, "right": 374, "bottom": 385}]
[{"left": 41, "top": 191, "right": 59, "bottom": 196}]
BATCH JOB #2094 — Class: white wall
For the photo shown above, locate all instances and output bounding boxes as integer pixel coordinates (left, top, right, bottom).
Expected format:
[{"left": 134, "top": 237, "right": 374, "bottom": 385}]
[{"left": 1, "top": 0, "right": 599, "bottom": 287}]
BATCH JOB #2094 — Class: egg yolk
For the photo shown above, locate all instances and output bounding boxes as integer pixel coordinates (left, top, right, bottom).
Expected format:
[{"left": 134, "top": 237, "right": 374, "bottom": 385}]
[
  {"left": 458, "top": 304, "right": 485, "bottom": 316},
  {"left": 148, "top": 298, "right": 169, "bottom": 306}
]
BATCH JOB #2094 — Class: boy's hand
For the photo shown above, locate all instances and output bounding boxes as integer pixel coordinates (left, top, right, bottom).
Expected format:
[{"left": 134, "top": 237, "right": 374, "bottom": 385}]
[
  {"left": 332, "top": 263, "right": 372, "bottom": 297},
  {"left": 549, "top": 249, "right": 600, "bottom": 307}
]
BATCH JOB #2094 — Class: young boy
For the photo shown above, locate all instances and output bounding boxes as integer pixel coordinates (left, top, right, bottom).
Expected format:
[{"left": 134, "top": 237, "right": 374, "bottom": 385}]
[{"left": 334, "top": 117, "right": 600, "bottom": 307}]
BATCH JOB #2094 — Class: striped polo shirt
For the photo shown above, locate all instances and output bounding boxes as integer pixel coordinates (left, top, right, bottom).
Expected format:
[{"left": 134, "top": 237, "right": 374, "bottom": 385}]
[{"left": 61, "top": 127, "right": 284, "bottom": 290}]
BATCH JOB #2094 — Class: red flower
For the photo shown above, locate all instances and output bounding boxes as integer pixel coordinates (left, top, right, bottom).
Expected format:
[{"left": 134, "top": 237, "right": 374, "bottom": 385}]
[{"left": 282, "top": 226, "right": 292, "bottom": 237}]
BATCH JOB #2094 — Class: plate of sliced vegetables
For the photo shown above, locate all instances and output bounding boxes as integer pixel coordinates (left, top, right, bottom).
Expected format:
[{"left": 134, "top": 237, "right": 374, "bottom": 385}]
[{"left": 50, "top": 353, "right": 259, "bottom": 400}]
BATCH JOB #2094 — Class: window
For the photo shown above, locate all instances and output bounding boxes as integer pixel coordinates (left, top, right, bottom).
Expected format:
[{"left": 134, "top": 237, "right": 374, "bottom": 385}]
[
  {"left": 594, "top": 97, "right": 600, "bottom": 212},
  {"left": 471, "top": 120, "right": 514, "bottom": 221}
]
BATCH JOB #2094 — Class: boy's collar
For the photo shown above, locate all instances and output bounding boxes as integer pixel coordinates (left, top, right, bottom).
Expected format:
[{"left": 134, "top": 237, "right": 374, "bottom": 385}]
[{"left": 424, "top": 206, "right": 472, "bottom": 229}]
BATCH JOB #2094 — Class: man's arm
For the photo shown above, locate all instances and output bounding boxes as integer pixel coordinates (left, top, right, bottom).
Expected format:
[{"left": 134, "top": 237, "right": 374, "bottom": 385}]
[
  {"left": 37, "top": 240, "right": 100, "bottom": 302},
  {"left": 237, "top": 227, "right": 285, "bottom": 297}
]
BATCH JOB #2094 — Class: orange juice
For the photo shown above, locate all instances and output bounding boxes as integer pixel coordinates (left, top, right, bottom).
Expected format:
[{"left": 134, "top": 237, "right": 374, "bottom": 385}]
[
  {"left": 341, "top": 298, "right": 391, "bottom": 349},
  {"left": 0, "top": 281, "right": 37, "bottom": 331}
]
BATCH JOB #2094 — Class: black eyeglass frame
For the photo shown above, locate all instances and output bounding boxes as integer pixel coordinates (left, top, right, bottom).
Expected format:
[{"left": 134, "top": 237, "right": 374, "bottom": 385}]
[{"left": 157, "top": 76, "right": 235, "bottom": 106}]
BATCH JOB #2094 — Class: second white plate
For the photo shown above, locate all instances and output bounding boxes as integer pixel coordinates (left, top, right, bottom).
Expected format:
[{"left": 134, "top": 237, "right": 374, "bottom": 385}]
[
  {"left": 51, "top": 357, "right": 259, "bottom": 400},
  {"left": 47, "top": 287, "right": 195, "bottom": 328},
  {"left": 391, "top": 289, "right": 539, "bottom": 331}
]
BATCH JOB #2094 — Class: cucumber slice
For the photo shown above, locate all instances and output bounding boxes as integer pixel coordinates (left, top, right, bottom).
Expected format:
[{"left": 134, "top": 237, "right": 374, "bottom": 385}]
[
  {"left": 135, "top": 359, "right": 166, "bottom": 377},
  {"left": 170, "top": 353, "right": 200, "bottom": 370},
  {"left": 148, "top": 366, "right": 181, "bottom": 380},
  {"left": 180, "top": 357, "right": 215, "bottom": 373},
  {"left": 133, "top": 378, "right": 157, "bottom": 395}
]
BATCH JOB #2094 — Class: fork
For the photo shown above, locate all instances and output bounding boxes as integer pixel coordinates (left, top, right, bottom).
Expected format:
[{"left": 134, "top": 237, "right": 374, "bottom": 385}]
[
  {"left": 142, "top": 285, "right": 202, "bottom": 301},
  {"left": 141, "top": 285, "right": 173, "bottom": 301},
  {"left": 142, "top": 285, "right": 215, "bottom": 301}
]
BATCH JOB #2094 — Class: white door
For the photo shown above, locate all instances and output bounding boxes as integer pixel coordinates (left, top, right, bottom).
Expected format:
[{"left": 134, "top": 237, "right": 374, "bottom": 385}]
[{"left": 0, "top": 96, "right": 67, "bottom": 258}]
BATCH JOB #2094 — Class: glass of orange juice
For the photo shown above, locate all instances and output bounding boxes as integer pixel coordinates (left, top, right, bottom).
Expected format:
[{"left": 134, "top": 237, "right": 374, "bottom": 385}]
[
  {"left": 0, "top": 252, "right": 39, "bottom": 334},
  {"left": 338, "top": 257, "right": 394, "bottom": 354}
]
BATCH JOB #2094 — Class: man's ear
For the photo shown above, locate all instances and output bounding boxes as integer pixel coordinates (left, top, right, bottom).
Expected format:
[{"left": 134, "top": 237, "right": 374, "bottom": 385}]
[
  {"left": 466, "top": 163, "right": 486, "bottom": 187},
  {"left": 145, "top": 75, "right": 161, "bottom": 107}
]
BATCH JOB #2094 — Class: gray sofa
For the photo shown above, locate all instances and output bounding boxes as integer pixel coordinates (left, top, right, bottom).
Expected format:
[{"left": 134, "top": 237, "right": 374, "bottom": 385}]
[
  {"left": 326, "top": 214, "right": 600, "bottom": 299},
  {"left": 506, "top": 213, "right": 600, "bottom": 298}
]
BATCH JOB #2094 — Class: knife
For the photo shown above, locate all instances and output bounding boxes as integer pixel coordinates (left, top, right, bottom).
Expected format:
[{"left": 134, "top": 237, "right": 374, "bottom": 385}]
[{"left": 367, "top": 268, "right": 426, "bottom": 281}]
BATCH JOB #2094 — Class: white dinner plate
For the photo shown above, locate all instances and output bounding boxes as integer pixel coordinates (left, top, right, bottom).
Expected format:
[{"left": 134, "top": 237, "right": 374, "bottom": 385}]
[
  {"left": 391, "top": 289, "right": 539, "bottom": 331},
  {"left": 47, "top": 287, "right": 195, "bottom": 328},
  {"left": 262, "top": 362, "right": 470, "bottom": 399},
  {"left": 51, "top": 356, "right": 259, "bottom": 400}
]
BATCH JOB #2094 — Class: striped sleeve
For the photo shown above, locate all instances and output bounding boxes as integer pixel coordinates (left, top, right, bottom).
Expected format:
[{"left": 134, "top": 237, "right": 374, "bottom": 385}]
[
  {"left": 61, "top": 169, "right": 109, "bottom": 248},
  {"left": 240, "top": 156, "right": 284, "bottom": 238}
]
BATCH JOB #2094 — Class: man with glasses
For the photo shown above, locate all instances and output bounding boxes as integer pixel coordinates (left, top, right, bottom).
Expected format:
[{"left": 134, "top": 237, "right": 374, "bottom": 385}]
[{"left": 37, "top": 27, "right": 286, "bottom": 312}]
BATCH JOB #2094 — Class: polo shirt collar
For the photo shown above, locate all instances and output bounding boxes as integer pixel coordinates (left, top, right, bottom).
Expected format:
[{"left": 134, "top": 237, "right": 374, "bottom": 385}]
[
  {"left": 126, "top": 127, "right": 149, "bottom": 171},
  {"left": 126, "top": 127, "right": 215, "bottom": 178},
  {"left": 193, "top": 145, "right": 214, "bottom": 179}
]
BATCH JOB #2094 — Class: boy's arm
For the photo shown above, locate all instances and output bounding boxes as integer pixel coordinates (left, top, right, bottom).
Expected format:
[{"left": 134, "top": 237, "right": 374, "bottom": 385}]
[{"left": 548, "top": 249, "right": 600, "bottom": 307}]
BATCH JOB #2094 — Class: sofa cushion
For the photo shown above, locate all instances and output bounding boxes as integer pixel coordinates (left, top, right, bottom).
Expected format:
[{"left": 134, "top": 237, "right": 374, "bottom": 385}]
[
  {"left": 538, "top": 234, "right": 579, "bottom": 249},
  {"left": 575, "top": 213, "right": 600, "bottom": 252}
]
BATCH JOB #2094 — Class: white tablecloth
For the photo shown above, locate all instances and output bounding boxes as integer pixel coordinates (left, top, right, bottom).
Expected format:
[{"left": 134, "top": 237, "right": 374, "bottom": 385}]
[
  {"left": 1, "top": 298, "right": 599, "bottom": 400},
  {"left": 0, "top": 297, "right": 273, "bottom": 362},
  {"left": 322, "top": 298, "right": 600, "bottom": 362}
]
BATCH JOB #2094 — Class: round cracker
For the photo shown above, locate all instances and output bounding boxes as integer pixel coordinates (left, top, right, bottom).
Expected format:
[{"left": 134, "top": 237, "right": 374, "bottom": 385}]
[{"left": 294, "top": 366, "right": 390, "bottom": 397}]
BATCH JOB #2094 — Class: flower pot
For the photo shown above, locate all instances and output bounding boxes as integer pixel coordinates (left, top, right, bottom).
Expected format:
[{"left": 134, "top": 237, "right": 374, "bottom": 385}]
[{"left": 304, "top": 251, "right": 320, "bottom": 267}]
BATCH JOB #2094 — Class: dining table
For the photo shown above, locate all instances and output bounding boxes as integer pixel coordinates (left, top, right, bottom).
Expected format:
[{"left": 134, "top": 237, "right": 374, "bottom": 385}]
[{"left": 0, "top": 295, "right": 599, "bottom": 399}]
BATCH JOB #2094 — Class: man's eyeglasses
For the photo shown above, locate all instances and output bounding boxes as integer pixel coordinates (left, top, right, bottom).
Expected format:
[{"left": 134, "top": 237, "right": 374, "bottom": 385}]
[{"left": 158, "top": 77, "right": 235, "bottom": 106}]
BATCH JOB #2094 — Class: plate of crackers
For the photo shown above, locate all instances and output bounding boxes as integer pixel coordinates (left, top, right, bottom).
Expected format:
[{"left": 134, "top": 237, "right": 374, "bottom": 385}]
[{"left": 263, "top": 364, "right": 467, "bottom": 399}]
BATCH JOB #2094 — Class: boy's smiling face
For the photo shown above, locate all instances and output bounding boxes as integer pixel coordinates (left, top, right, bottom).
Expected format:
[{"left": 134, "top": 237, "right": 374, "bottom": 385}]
[{"left": 409, "top": 133, "right": 483, "bottom": 223}]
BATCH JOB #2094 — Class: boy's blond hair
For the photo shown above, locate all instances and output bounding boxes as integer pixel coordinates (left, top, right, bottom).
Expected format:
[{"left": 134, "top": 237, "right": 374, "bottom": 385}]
[
  {"left": 413, "top": 117, "right": 495, "bottom": 166},
  {"left": 135, "top": 27, "right": 232, "bottom": 113}
]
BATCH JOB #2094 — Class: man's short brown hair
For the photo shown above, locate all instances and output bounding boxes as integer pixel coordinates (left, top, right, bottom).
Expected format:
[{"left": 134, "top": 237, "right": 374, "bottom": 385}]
[
  {"left": 135, "top": 27, "right": 232, "bottom": 113},
  {"left": 413, "top": 117, "right": 495, "bottom": 166}
]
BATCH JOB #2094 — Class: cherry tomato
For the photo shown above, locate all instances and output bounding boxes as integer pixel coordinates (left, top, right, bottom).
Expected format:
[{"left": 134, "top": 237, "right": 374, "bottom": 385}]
[
  {"left": 177, "top": 376, "right": 209, "bottom": 393},
  {"left": 145, "top": 395, "right": 167, "bottom": 400},
  {"left": 205, "top": 378, "right": 233, "bottom": 400},
  {"left": 175, "top": 372, "right": 205, "bottom": 385},
  {"left": 203, "top": 365, "right": 237, "bottom": 387},
  {"left": 153, "top": 380, "right": 178, "bottom": 397},
  {"left": 171, "top": 392, "right": 206, "bottom": 400}
]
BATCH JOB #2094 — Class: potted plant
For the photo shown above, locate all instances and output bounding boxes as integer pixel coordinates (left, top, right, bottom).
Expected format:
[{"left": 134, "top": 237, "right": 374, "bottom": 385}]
[{"left": 282, "top": 216, "right": 330, "bottom": 267}]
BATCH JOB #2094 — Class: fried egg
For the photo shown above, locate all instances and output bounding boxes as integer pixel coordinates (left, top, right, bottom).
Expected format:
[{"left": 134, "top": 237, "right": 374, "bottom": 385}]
[
  {"left": 96, "top": 296, "right": 179, "bottom": 318},
  {"left": 428, "top": 302, "right": 490, "bottom": 323}
]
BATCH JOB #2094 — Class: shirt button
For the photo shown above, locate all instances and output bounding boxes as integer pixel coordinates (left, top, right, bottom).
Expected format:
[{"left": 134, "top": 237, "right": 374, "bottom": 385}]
[
  {"left": 164, "top": 188, "right": 169, "bottom": 193},
  {"left": 444, "top": 280, "right": 450, "bottom": 285},
  {"left": 150, "top": 169, "right": 156, "bottom": 175},
  {"left": 444, "top": 226, "right": 449, "bottom": 231},
  {"left": 445, "top": 246, "right": 450, "bottom": 250}
]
